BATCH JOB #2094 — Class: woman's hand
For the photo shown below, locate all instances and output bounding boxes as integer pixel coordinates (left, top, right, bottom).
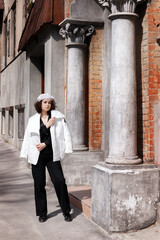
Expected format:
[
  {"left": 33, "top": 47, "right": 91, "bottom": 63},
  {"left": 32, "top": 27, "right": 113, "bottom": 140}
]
[
  {"left": 46, "top": 117, "right": 55, "bottom": 128},
  {"left": 36, "top": 143, "right": 46, "bottom": 152}
]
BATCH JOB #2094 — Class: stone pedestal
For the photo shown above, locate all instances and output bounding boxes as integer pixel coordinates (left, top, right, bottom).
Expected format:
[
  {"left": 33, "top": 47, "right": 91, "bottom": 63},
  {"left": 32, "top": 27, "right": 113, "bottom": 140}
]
[{"left": 92, "top": 163, "right": 160, "bottom": 232}]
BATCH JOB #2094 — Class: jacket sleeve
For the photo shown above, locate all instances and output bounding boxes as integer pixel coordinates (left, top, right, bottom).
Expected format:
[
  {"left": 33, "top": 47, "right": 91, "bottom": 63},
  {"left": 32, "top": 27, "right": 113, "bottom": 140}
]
[
  {"left": 20, "top": 120, "right": 30, "bottom": 159},
  {"left": 63, "top": 119, "right": 73, "bottom": 154}
]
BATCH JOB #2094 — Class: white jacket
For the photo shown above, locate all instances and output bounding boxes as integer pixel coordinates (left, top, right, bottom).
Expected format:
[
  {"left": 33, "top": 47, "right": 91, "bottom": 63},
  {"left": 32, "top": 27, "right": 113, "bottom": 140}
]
[{"left": 20, "top": 110, "right": 73, "bottom": 165}]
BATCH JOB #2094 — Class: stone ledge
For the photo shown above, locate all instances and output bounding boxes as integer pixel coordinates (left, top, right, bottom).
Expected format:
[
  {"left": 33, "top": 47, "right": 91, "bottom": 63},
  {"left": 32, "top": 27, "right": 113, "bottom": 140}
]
[
  {"left": 96, "top": 162, "right": 159, "bottom": 170},
  {"left": 59, "top": 17, "right": 104, "bottom": 28},
  {"left": 68, "top": 186, "right": 91, "bottom": 219}
]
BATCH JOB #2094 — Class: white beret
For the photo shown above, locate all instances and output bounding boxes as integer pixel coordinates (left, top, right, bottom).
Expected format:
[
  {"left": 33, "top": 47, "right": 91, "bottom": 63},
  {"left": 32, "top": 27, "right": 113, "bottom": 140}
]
[{"left": 37, "top": 93, "right": 54, "bottom": 102}]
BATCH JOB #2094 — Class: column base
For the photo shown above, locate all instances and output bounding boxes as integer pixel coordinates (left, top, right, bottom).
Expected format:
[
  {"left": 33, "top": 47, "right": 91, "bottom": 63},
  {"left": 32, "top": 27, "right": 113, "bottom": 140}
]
[
  {"left": 105, "top": 156, "right": 142, "bottom": 165},
  {"left": 73, "top": 144, "right": 88, "bottom": 151},
  {"left": 92, "top": 162, "right": 160, "bottom": 233}
]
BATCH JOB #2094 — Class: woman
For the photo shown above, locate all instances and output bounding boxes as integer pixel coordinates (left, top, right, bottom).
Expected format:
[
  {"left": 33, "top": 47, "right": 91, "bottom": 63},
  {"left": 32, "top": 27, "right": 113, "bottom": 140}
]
[{"left": 20, "top": 93, "right": 73, "bottom": 223}]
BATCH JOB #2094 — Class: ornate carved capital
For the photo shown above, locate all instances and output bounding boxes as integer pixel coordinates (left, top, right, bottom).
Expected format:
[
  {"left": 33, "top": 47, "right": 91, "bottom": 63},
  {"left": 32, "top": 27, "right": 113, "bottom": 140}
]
[
  {"left": 98, "top": 0, "right": 147, "bottom": 13},
  {"left": 59, "top": 23, "right": 95, "bottom": 43}
]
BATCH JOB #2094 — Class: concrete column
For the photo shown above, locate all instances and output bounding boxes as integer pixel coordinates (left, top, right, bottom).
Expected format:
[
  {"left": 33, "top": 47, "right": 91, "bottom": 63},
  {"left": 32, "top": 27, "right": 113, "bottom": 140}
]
[
  {"left": 97, "top": 0, "right": 146, "bottom": 164},
  {"left": 106, "top": 12, "right": 141, "bottom": 164},
  {"left": 60, "top": 22, "right": 94, "bottom": 151},
  {"left": 91, "top": 0, "right": 158, "bottom": 234},
  {"left": 66, "top": 42, "right": 88, "bottom": 151},
  {"left": 44, "top": 37, "right": 52, "bottom": 93}
]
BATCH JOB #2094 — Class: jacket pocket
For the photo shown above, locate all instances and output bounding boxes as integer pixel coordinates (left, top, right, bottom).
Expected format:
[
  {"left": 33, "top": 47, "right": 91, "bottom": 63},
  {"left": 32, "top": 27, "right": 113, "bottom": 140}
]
[
  {"left": 30, "top": 133, "right": 40, "bottom": 145},
  {"left": 30, "top": 132, "right": 39, "bottom": 137}
]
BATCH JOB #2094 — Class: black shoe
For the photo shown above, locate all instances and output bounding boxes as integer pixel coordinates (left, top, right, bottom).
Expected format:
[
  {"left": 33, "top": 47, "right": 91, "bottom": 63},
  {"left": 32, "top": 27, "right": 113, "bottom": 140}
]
[
  {"left": 39, "top": 215, "right": 47, "bottom": 223},
  {"left": 63, "top": 213, "right": 73, "bottom": 222}
]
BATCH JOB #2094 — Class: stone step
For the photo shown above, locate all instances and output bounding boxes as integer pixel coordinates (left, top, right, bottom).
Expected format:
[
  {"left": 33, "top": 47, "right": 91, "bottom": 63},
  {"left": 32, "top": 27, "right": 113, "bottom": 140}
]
[{"left": 68, "top": 186, "right": 91, "bottom": 219}]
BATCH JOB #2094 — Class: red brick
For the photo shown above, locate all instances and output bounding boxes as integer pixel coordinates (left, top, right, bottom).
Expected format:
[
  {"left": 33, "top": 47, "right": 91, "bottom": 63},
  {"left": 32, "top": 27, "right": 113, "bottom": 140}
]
[
  {"left": 140, "top": 0, "right": 160, "bottom": 162},
  {"left": 88, "top": 28, "right": 103, "bottom": 150}
]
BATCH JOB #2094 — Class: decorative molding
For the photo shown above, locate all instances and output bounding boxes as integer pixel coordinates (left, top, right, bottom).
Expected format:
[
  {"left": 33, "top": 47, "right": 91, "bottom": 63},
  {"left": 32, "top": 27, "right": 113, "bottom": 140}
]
[
  {"left": 59, "top": 18, "right": 103, "bottom": 28},
  {"left": 0, "top": 108, "right": 5, "bottom": 112},
  {"left": 97, "top": 0, "right": 147, "bottom": 13},
  {"left": 59, "top": 23, "right": 95, "bottom": 43},
  {"left": 98, "top": 0, "right": 110, "bottom": 7},
  {"left": 6, "top": 106, "right": 14, "bottom": 111}
]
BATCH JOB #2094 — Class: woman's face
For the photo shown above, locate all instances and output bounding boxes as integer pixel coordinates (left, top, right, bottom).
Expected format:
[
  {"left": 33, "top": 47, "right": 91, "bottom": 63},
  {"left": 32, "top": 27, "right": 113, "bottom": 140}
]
[{"left": 41, "top": 99, "right": 51, "bottom": 112}]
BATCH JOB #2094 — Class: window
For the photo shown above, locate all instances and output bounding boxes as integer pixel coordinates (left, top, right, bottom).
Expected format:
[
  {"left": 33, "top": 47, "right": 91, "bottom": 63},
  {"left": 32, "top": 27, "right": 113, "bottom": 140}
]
[
  {"left": 15, "top": 104, "right": 25, "bottom": 139},
  {"left": 1, "top": 108, "right": 5, "bottom": 135},
  {"left": 7, "top": 19, "right": 10, "bottom": 57},
  {"left": 8, "top": 107, "right": 14, "bottom": 137},
  {"left": 13, "top": 5, "right": 16, "bottom": 58},
  {"left": 4, "top": 20, "right": 7, "bottom": 66},
  {"left": 4, "top": 1, "right": 16, "bottom": 65},
  {"left": 18, "top": 108, "right": 24, "bottom": 139}
]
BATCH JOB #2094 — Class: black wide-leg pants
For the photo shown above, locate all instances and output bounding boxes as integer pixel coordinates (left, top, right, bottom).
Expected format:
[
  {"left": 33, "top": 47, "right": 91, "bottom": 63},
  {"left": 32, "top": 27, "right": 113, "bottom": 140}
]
[{"left": 32, "top": 156, "right": 71, "bottom": 217}]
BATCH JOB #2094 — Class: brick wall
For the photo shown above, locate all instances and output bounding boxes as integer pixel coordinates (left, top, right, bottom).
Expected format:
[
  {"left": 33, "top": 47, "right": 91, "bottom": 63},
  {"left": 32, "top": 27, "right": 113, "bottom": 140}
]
[
  {"left": 64, "top": 0, "right": 160, "bottom": 157},
  {"left": 138, "top": 0, "right": 160, "bottom": 163},
  {"left": 88, "top": 29, "right": 103, "bottom": 150}
]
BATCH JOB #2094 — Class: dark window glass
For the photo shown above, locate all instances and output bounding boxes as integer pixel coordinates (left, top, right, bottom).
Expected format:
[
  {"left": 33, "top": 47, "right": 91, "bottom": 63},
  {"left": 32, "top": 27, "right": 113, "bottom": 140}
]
[
  {"left": 8, "top": 108, "right": 14, "bottom": 137},
  {"left": 18, "top": 109, "right": 24, "bottom": 139}
]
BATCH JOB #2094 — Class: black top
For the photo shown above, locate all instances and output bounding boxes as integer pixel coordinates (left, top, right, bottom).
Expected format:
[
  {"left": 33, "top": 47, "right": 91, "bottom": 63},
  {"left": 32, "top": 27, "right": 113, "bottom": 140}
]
[{"left": 39, "top": 112, "right": 53, "bottom": 159}]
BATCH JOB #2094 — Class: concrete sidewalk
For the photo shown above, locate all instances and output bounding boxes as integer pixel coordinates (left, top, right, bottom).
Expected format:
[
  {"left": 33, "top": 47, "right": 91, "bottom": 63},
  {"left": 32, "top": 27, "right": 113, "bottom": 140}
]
[
  {"left": 0, "top": 138, "right": 160, "bottom": 240},
  {"left": 0, "top": 139, "right": 110, "bottom": 240}
]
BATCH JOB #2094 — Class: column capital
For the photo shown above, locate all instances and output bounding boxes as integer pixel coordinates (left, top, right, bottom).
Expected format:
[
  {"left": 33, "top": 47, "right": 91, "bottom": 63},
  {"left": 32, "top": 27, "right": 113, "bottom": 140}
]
[
  {"left": 59, "top": 22, "right": 95, "bottom": 44},
  {"left": 97, "top": 0, "right": 148, "bottom": 14}
]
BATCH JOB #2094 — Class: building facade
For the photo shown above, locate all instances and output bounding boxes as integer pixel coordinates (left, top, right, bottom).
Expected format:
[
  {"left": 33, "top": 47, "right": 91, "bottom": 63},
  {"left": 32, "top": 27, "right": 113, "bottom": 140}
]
[{"left": 0, "top": 0, "right": 160, "bottom": 233}]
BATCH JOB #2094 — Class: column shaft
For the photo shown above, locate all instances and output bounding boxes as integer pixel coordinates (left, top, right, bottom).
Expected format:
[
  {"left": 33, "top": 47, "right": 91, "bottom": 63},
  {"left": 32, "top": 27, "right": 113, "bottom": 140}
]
[
  {"left": 106, "top": 13, "right": 141, "bottom": 164},
  {"left": 67, "top": 43, "right": 88, "bottom": 151}
]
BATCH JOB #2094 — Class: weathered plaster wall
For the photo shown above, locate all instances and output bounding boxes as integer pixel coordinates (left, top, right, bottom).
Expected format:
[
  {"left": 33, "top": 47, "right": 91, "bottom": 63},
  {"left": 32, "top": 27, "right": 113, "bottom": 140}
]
[
  {"left": 0, "top": 52, "right": 26, "bottom": 108},
  {"left": 45, "top": 27, "right": 65, "bottom": 113},
  {"left": 0, "top": 52, "right": 30, "bottom": 149}
]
